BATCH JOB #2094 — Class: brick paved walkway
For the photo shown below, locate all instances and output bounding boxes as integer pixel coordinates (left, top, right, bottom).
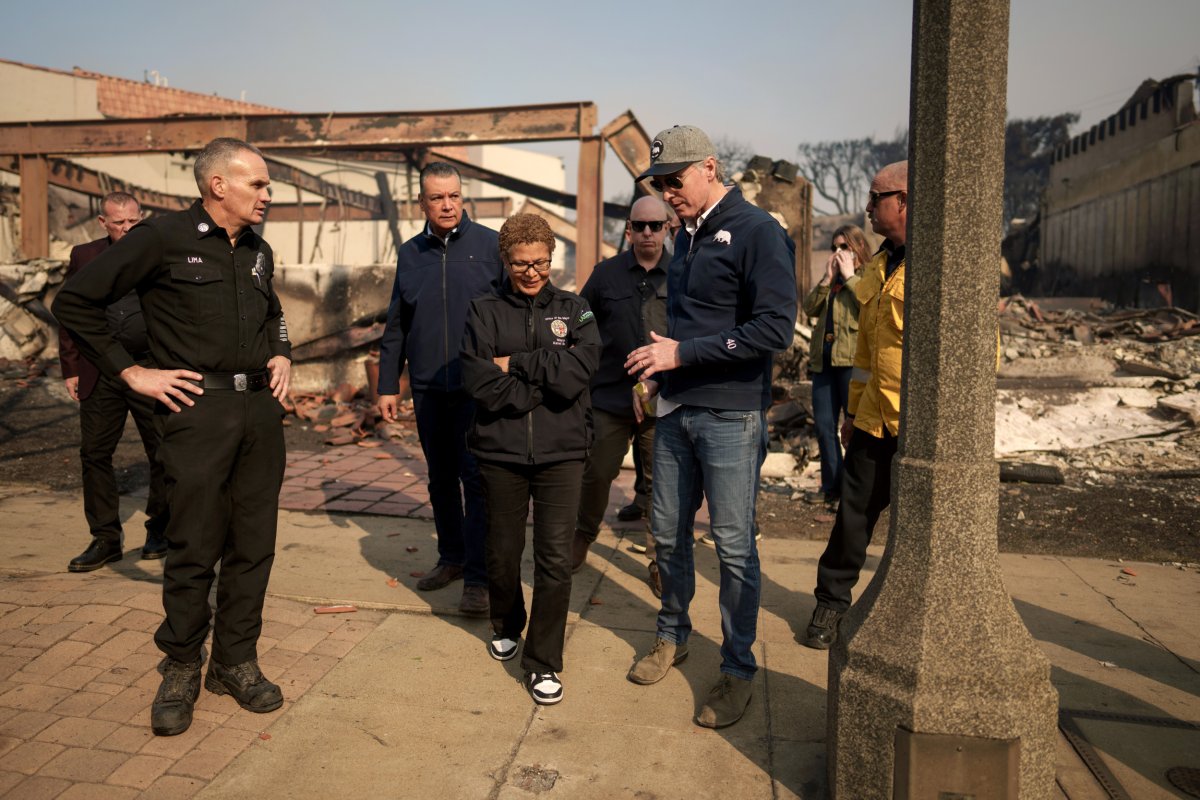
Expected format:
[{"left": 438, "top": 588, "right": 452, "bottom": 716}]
[
  {"left": 279, "top": 445, "right": 435, "bottom": 518},
  {"left": 0, "top": 572, "right": 383, "bottom": 799},
  {"left": 277, "top": 444, "right": 682, "bottom": 527}
]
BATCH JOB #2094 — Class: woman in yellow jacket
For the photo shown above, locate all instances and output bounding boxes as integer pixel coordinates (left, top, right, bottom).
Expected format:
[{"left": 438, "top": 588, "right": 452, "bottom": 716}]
[{"left": 801, "top": 225, "right": 871, "bottom": 506}]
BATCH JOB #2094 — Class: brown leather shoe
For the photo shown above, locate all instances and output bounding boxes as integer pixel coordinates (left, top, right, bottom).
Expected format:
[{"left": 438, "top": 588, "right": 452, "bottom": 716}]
[
  {"left": 647, "top": 561, "right": 662, "bottom": 598},
  {"left": 459, "top": 585, "right": 489, "bottom": 615},
  {"left": 627, "top": 638, "right": 688, "bottom": 685},
  {"left": 416, "top": 563, "right": 464, "bottom": 591},
  {"left": 571, "top": 531, "right": 591, "bottom": 573},
  {"left": 695, "top": 673, "right": 754, "bottom": 729}
]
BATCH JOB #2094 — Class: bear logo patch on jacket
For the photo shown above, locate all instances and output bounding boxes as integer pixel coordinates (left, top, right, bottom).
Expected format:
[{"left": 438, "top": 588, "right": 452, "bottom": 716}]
[{"left": 713, "top": 230, "right": 732, "bottom": 245}]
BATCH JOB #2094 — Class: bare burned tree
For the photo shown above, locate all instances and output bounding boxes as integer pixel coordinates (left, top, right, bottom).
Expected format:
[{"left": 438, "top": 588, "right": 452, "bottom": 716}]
[
  {"left": 864, "top": 128, "right": 909, "bottom": 181},
  {"left": 714, "top": 136, "right": 755, "bottom": 175},
  {"left": 796, "top": 138, "right": 873, "bottom": 215},
  {"left": 797, "top": 131, "right": 910, "bottom": 215}
]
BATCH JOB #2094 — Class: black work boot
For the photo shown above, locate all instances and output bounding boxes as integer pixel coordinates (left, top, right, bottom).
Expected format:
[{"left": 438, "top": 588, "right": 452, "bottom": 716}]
[
  {"left": 141, "top": 531, "right": 169, "bottom": 560},
  {"left": 151, "top": 657, "right": 202, "bottom": 736},
  {"left": 802, "top": 606, "right": 844, "bottom": 650},
  {"left": 68, "top": 538, "right": 122, "bottom": 572},
  {"left": 205, "top": 659, "right": 284, "bottom": 713}
]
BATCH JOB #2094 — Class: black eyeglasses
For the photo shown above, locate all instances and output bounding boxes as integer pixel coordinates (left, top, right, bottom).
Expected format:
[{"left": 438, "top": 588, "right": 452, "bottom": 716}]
[
  {"left": 629, "top": 220, "right": 667, "bottom": 232},
  {"left": 649, "top": 163, "right": 699, "bottom": 193},
  {"left": 868, "top": 190, "right": 902, "bottom": 205},
  {"left": 508, "top": 259, "right": 552, "bottom": 274}
]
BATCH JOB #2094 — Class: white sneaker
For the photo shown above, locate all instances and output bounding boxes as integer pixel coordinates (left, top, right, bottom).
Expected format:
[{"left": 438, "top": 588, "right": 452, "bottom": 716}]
[
  {"left": 527, "top": 671, "right": 563, "bottom": 705},
  {"left": 489, "top": 634, "right": 519, "bottom": 661}
]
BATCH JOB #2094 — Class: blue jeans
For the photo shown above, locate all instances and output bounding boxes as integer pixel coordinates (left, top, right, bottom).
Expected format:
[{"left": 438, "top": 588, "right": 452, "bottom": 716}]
[
  {"left": 651, "top": 405, "right": 766, "bottom": 680},
  {"left": 412, "top": 389, "right": 488, "bottom": 587},
  {"left": 811, "top": 366, "right": 852, "bottom": 496}
]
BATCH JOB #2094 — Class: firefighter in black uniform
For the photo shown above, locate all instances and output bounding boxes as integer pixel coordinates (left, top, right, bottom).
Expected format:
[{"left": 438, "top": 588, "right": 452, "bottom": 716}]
[{"left": 53, "top": 137, "right": 292, "bottom": 737}]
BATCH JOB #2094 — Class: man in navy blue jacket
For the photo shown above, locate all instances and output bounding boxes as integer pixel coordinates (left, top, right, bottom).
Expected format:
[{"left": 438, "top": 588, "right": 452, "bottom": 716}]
[
  {"left": 377, "top": 162, "right": 505, "bottom": 615},
  {"left": 624, "top": 126, "right": 797, "bottom": 730}
]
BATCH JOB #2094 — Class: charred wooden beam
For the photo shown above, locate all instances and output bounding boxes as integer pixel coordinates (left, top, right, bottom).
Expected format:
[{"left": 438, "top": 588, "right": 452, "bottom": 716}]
[
  {"left": 427, "top": 150, "right": 628, "bottom": 219},
  {"left": 18, "top": 156, "right": 48, "bottom": 259},
  {"left": 0, "top": 103, "right": 598, "bottom": 156},
  {"left": 576, "top": 136, "right": 604, "bottom": 286},
  {"left": 516, "top": 198, "right": 616, "bottom": 260},
  {"left": 265, "top": 196, "right": 512, "bottom": 223}
]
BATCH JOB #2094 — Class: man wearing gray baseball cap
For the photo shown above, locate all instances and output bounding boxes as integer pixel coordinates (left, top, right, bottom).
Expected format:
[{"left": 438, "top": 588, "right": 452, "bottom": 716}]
[{"left": 624, "top": 125, "right": 797, "bottom": 728}]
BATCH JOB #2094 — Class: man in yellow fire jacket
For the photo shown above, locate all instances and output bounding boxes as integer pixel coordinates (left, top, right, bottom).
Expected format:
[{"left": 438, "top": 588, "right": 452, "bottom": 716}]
[{"left": 803, "top": 160, "right": 908, "bottom": 649}]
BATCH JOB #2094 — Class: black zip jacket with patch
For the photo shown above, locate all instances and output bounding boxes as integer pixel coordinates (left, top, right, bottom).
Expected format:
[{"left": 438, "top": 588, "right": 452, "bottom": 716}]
[{"left": 461, "top": 282, "right": 600, "bottom": 465}]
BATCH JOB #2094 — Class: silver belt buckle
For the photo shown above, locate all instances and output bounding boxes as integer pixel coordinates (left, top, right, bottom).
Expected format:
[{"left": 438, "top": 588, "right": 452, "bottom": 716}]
[{"left": 234, "top": 373, "right": 248, "bottom": 391}]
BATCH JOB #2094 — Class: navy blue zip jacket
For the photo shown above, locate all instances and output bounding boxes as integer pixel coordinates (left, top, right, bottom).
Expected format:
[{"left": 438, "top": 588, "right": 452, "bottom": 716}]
[
  {"left": 377, "top": 212, "right": 504, "bottom": 395},
  {"left": 662, "top": 186, "right": 797, "bottom": 410},
  {"left": 461, "top": 282, "right": 600, "bottom": 465}
]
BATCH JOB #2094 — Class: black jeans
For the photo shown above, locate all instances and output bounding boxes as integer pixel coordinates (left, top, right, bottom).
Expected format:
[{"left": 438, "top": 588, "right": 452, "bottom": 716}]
[
  {"left": 413, "top": 389, "right": 488, "bottom": 587},
  {"left": 813, "top": 428, "right": 896, "bottom": 612},
  {"left": 479, "top": 458, "right": 583, "bottom": 674},
  {"left": 576, "top": 408, "right": 655, "bottom": 555},
  {"left": 153, "top": 388, "right": 285, "bottom": 666},
  {"left": 78, "top": 372, "right": 169, "bottom": 545}
]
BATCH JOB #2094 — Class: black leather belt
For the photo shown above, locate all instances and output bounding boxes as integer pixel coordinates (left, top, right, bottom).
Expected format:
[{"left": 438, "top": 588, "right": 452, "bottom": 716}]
[{"left": 197, "top": 370, "right": 269, "bottom": 391}]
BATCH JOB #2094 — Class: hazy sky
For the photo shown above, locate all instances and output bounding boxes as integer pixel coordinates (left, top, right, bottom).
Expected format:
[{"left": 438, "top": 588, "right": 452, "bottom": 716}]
[{"left": 4, "top": 0, "right": 1198, "bottom": 200}]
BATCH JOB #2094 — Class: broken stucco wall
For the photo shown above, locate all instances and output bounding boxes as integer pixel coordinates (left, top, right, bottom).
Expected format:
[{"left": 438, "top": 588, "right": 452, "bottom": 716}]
[
  {"left": 1042, "top": 76, "right": 1200, "bottom": 311},
  {"left": 273, "top": 263, "right": 392, "bottom": 392}
]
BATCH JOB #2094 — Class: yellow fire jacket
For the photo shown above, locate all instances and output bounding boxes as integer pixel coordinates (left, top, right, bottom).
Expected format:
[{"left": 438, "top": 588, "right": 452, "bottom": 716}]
[{"left": 847, "top": 248, "right": 905, "bottom": 438}]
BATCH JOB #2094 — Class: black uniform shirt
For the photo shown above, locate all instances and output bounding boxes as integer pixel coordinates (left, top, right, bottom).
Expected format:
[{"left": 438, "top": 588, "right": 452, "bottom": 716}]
[
  {"left": 53, "top": 199, "right": 291, "bottom": 378},
  {"left": 578, "top": 247, "right": 668, "bottom": 416},
  {"left": 105, "top": 290, "right": 151, "bottom": 357}
]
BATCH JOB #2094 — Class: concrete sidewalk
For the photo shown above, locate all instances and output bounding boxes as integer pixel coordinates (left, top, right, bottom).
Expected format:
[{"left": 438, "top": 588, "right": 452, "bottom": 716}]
[{"left": 0, "top": 483, "right": 1197, "bottom": 799}]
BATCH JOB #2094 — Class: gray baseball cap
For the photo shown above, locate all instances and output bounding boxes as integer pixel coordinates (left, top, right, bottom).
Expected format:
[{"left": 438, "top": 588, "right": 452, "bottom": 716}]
[{"left": 637, "top": 125, "right": 715, "bottom": 180}]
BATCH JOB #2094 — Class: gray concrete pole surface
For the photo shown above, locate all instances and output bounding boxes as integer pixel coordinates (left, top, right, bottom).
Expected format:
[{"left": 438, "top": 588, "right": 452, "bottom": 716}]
[{"left": 827, "top": 1, "right": 1060, "bottom": 797}]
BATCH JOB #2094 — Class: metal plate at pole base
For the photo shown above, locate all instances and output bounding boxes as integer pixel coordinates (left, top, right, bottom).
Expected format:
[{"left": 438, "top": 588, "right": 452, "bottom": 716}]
[{"left": 894, "top": 727, "right": 1019, "bottom": 800}]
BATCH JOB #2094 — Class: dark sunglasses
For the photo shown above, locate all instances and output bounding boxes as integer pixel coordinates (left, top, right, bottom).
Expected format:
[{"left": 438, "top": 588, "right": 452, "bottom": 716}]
[
  {"left": 649, "top": 163, "right": 699, "bottom": 193},
  {"left": 868, "top": 190, "right": 902, "bottom": 205},
  {"left": 629, "top": 220, "right": 667, "bottom": 232},
  {"left": 831, "top": 242, "right": 850, "bottom": 252}
]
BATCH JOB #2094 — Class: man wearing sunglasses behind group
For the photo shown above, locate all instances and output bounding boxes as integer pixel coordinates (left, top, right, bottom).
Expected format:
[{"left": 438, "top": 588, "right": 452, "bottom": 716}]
[
  {"left": 624, "top": 126, "right": 796, "bottom": 729},
  {"left": 572, "top": 197, "right": 672, "bottom": 594}
]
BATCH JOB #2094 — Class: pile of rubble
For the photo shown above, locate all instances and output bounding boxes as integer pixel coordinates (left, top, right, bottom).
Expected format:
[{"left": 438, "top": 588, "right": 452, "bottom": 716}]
[
  {"left": 998, "top": 294, "right": 1200, "bottom": 375},
  {"left": 285, "top": 383, "right": 419, "bottom": 449},
  {"left": 0, "top": 260, "right": 65, "bottom": 361},
  {"left": 0, "top": 355, "right": 48, "bottom": 385},
  {"left": 762, "top": 295, "right": 1200, "bottom": 488}
]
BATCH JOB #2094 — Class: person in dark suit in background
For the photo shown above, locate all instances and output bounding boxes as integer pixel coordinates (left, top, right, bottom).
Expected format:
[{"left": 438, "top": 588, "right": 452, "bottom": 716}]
[{"left": 59, "top": 191, "right": 169, "bottom": 572}]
